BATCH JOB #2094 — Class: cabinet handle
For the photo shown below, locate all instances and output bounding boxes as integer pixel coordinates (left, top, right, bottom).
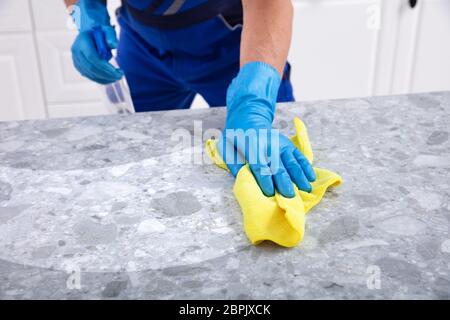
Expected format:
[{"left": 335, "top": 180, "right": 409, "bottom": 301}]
[{"left": 409, "top": 0, "right": 418, "bottom": 9}]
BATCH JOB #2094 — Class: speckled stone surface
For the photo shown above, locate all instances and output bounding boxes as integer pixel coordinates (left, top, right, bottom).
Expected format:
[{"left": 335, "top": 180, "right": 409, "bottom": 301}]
[{"left": 0, "top": 92, "right": 449, "bottom": 299}]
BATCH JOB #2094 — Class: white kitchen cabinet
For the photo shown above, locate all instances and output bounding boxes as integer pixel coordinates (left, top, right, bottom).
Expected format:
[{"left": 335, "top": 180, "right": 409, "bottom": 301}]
[
  {"left": 394, "top": 0, "right": 450, "bottom": 94},
  {"left": 36, "top": 31, "right": 103, "bottom": 104},
  {"left": 289, "top": 0, "right": 382, "bottom": 101},
  {"left": 290, "top": 0, "right": 450, "bottom": 101},
  {"left": 31, "top": 0, "right": 71, "bottom": 31},
  {"left": 36, "top": 31, "right": 108, "bottom": 112},
  {"left": 0, "top": 0, "right": 45, "bottom": 122},
  {"left": 31, "top": 0, "right": 109, "bottom": 118},
  {"left": 0, "top": 0, "right": 32, "bottom": 33},
  {"left": 0, "top": 34, "right": 46, "bottom": 121}
]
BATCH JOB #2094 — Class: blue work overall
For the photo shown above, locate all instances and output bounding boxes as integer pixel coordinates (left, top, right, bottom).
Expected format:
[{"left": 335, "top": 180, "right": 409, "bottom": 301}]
[{"left": 116, "top": 0, "right": 295, "bottom": 112}]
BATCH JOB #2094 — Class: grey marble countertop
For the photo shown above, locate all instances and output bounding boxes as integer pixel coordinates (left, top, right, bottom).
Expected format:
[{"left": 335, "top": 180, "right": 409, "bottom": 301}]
[{"left": 0, "top": 92, "right": 449, "bottom": 299}]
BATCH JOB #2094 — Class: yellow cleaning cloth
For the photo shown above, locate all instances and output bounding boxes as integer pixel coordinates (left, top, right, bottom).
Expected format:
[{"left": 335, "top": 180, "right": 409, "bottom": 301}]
[{"left": 206, "top": 118, "right": 342, "bottom": 247}]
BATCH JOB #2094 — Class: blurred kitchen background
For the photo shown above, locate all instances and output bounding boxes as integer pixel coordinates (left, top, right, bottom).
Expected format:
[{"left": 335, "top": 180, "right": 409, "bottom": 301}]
[{"left": 0, "top": 0, "right": 449, "bottom": 121}]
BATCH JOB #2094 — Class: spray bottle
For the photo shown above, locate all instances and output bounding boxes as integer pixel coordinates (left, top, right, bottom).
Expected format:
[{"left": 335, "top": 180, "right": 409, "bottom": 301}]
[{"left": 92, "top": 26, "right": 135, "bottom": 115}]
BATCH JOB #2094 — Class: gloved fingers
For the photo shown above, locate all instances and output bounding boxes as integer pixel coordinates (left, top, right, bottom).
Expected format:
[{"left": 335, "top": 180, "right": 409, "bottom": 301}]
[
  {"left": 217, "top": 136, "right": 245, "bottom": 177},
  {"left": 282, "top": 150, "right": 312, "bottom": 193},
  {"left": 79, "top": 51, "right": 123, "bottom": 83},
  {"left": 244, "top": 132, "right": 272, "bottom": 172},
  {"left": 293, "top": 149, "right": 316, "bottom": 182},
  {"left": 76, "top": 53, "right": 121, "bottom": 84},
  {"left": 102, "top": 25, "right": 119, "bottom": 49},
  {"left": 249, "top": 162, "right": 275, "bottom": 197},
  {"left": 239, "top": 134, "right": 277, "bottom": 197},
  {"left": 72, "top": 53, "right": 113, "bottom": 84},
  {"left": 271, "top": 158, "right": 296, "bottom": 198},
  {"left": 71, "top": 32, "right": 123, "bottom": 83}
]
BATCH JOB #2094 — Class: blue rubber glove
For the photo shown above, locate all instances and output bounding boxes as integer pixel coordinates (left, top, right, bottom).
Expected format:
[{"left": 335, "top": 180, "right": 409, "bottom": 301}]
[
  {"left": 70, "top": 0, "right": 123, "bottom": 84},
  {"left": 218, "top": 62, "right": 316, "bottom": 198}
]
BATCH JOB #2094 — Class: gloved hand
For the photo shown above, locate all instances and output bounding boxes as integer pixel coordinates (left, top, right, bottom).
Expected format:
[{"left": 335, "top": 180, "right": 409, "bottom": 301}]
[
  {"left": 218, "top": 62, "right": 316, "bottom": 198},
  {"left": 70, "top": 0, "right": 123, "bottom": 84}
]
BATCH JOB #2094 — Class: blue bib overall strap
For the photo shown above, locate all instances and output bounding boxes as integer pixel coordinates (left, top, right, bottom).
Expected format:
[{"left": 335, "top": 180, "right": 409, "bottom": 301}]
[{"left": 121, "top": 0, "right": 243, "bottom": 29}]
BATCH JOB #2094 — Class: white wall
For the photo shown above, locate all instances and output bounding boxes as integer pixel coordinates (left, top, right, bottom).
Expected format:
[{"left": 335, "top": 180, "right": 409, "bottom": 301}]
[{"left": 0, "top": 0, "right": 449, "bottom": 121}]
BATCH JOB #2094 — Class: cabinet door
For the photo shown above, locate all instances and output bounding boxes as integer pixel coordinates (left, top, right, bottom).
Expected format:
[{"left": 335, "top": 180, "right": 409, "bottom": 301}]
[
  {"left": 36, "top": 30, "right": 113, "bottom": 118},
  {"left": 374, "top": 0, "right": 450, "bottom": 95},
  {"left": 36, "top": 31, "right": 104, "bottom": 104},
  {"left": 289, "top": 0, "right": 382, "bottom": 101},
  {"left": 31, "top": 0, "right": 72, "bottom": 31},
  {"left": 0, "top": 34, "right": 46, "bottom": 121},
  {"left": 408, "top": 0, "right": 450, "bottom": 93},
  {"left": 32, "top": 0, "right": 110, "bottom": 118},
  {"left": 0, "top": 0, "right": 32, "bottom": 32}
]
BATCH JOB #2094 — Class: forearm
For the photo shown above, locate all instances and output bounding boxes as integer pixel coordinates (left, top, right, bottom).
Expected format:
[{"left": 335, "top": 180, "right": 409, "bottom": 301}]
[
  {"left": 64, "top": 0, "right": 78, "bottom": 6},
  {"left": 64, "top": 0, "right": 107, "bottom": 7},
  {"left": 240, "top": 0, "right": 293, "bottom": 75}
]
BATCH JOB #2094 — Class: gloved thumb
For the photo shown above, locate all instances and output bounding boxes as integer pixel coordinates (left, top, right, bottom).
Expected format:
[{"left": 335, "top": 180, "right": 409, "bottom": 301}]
[{"left": 102, "top": 25, "right": 119, "bottom": 49}]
